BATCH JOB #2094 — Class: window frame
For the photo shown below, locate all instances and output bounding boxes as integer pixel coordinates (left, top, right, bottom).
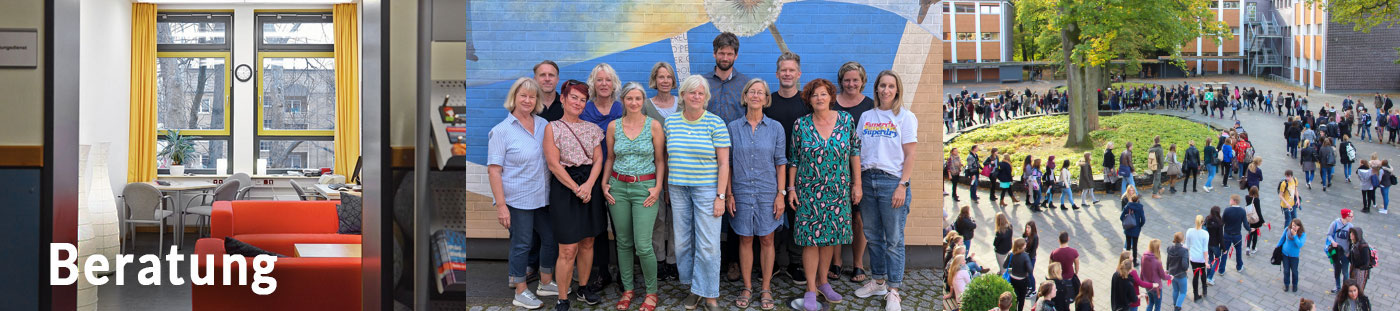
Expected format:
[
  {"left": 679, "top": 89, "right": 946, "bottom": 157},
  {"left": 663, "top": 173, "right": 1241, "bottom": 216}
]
[
  {"left": 253, "top": 11, "right": 336, "bottom": 174},
  {"left": 255, "top": 51, "right": 337, "bottom": 136},
  {"left": 154, "top": 11, "right": 235, "bottom": 176}
]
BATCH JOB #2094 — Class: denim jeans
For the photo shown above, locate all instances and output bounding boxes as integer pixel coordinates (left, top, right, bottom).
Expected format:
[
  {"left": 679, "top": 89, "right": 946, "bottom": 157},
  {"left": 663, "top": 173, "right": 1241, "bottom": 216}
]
[
  {"left": 1288, "top": 138, "right": 1299, "bottom": 158},
  {"left": 1360, "top": 126, "right": 1372, "bottom": 141},
  {"left": 1305, "top": 170, "right": 1315, "bottom": 184},
  {"left": 1207, "top": 246, "right": 1221, "bottom": 280},
  {"left": 1172, "top": 274, "right": 1187, "bottom": 307},
  {"left": 969, "top": 175, "right": 981, "bottom": 200},
  {"left": 1058, "top": 187, "right": 1075, "bottom": 206},
  {"left": 1281, "top": 207, "right": 1297, "bottom": 227},
  {"left": 508, "top": 205, "right": 557, "bottom": 284},
  {"left": 1283, "top": 256, "right": 1300, "bottom": 290},
  {"left": 1332, "top": 253, "right": 1350, "bottom": 291},
  {"left": 670, "top": 184, "right": 722, "bottom": 298},
  {"left": 1146, "top": 290, "right": 1163, "bottom": 311},
  {"left": 1321, "top": 166, "right": 1335, "bottom": 186},
  {"left": 1122, "top": 171, "right": 1137, "bottom": 193},
  {"left": 861, "top": 170, "right": 912, "bottom": 288},
  {"left": 1220, "top": 236, "right": 1243, "bottom": 273},
  {"left": 1205, "top": 165, "right": 1217, "bottom": 188},
  {"left": 1383, "top": 185, "right": 1392, "bottom": 209},
  {"left": 1344, "top": 163, "right": 1353, "bottom": 180}
]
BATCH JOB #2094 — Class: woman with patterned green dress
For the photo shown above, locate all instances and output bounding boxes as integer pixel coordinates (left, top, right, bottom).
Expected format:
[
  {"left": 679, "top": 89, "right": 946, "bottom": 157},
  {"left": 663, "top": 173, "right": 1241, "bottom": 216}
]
[{"left": 785, "top": 78, "right": 863, "bottom": 311}]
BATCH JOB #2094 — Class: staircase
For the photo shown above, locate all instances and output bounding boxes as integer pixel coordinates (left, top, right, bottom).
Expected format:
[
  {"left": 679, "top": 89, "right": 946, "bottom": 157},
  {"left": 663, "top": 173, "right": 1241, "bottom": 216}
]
[{"left": 1246, "top": 13, "right": 1287, "bottom": 77}]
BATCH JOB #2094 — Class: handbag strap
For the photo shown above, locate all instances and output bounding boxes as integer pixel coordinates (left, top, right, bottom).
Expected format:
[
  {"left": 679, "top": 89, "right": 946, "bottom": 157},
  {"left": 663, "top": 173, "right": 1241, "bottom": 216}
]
[{"left": 558, "top": 122, "right": 593, "bottom": 159}]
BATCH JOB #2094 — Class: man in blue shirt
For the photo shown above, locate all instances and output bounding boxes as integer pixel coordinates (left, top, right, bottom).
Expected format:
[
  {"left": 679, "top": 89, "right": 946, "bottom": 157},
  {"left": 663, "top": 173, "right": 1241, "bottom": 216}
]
[
  {"left": 705, "top": 32, "right": 751, "bottom": 123},
  {"left": 1220, "top": 195, "right": 1249, "bottom": 275}
]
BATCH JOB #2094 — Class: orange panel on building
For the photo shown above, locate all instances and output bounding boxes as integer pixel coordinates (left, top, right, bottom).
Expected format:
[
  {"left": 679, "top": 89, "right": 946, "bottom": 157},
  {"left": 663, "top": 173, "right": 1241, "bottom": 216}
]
[
  {"left": 943, "top": 43, "right": 955, "bottom": 62},
  {"left": 957, "top": 69, "right": 978, "bottom": 81},
  {"left": 979, "top": 16, "right": 1000, "bottom": 32},
  {"left": 1222, "top": 38, "right": 1240, "bottom": 53},
  {"left": 1313, "top": 37, "right": 1322, "bottom": 60},
  {"left": 955, "top": 42, "right": 977, "bottom": 62},
  {"left": 1313, "top": 73, "right": 1322, "bottom": 87},
  {"left": 980, "top": 42, "right": 1001, "bottom": 61},
  {"left": 1223, "top": 61, "right": 1240, "bottom": 73},
  {"left": 954, "top": 15, "right": 977, "bottom": 32},
  {"left": 1223, "top": 10, "right": 1240, "bottom": 24},
  {"left": 980, "top": 68, "right": 1000, "bottom": 80},
  {"left": 1183, "top": 39, "right": 1199, "bottom": 53}
]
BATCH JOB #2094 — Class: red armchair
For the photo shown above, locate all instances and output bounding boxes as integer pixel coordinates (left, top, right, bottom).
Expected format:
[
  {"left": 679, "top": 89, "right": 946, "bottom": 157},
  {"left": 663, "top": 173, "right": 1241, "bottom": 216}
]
[{"left": 193, "top": 200, "right": 361, "bottom": 310}]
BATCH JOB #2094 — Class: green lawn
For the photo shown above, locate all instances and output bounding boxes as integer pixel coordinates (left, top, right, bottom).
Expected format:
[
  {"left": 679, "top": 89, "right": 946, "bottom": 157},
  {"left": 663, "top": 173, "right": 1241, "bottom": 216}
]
[{"left": 945, "top": 113, "right": 1219, "bottom": 178}]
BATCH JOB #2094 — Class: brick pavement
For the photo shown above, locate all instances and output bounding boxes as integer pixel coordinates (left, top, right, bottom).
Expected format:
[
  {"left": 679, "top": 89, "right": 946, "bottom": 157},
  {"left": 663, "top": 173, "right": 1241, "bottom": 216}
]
[{"left": 944, "top": 104, "right": 1399, "bottom": 310}]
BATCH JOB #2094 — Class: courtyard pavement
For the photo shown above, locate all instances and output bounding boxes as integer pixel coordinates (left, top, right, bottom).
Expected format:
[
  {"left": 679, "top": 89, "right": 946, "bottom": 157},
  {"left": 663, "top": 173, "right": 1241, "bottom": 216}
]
[{"left": 943, "top": 83, "right": 1399, "bottom": 310}]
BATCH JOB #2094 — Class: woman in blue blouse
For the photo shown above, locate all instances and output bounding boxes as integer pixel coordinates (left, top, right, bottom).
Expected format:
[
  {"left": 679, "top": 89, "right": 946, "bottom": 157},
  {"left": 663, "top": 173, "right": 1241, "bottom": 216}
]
[
  {"left": 488, "top": 78, "right": 556, "bottom": 309},
  {"left": 724, "top": 78, "right": 787, "bottom": 309}
]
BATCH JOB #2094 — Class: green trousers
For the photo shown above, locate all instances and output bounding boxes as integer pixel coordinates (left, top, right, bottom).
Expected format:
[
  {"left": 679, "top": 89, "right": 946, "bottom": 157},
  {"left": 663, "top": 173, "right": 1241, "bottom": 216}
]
[{"left": 607, "top": 178, "right": 660, "bottom": 293}]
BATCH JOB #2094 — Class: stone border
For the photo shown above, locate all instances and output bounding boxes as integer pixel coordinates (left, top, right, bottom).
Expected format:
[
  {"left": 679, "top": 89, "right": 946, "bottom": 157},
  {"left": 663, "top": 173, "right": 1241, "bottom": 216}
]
[{"left": 943, "top": 111, "right": 1227, "bottom": 190}]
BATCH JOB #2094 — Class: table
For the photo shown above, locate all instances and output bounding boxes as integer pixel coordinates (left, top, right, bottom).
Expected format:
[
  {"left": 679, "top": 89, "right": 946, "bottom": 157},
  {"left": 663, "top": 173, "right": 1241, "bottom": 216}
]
[
  {"left": 294, "top": 243, "right": 362, "bottom": 258},
  {"left": 314, "top": 183, "right": 361, "bottom": 200},
  {"left": 146, "top": 181, "right": 216, "bottom": 247}
]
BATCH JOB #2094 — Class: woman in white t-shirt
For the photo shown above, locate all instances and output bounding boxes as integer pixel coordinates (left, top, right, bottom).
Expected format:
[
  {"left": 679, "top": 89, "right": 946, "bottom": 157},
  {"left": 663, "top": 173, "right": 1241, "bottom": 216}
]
[{"left": 852, "top": 70, "right": 919, "bottom": 309}]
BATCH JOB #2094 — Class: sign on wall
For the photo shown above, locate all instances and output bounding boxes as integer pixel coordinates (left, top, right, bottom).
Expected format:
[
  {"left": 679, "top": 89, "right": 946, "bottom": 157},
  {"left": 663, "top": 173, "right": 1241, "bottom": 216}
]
[{"left": 0, "top": 29, "right": 39, "bottom": 68}]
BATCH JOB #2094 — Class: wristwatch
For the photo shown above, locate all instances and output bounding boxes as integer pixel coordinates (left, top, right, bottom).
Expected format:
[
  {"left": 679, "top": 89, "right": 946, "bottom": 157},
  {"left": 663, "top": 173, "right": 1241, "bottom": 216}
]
[
  {"left": 901, "top": 180, "right": 911, "bottom": 187},
  {"left": 718, "top": 193, "right": 727, "bottom": 201}
]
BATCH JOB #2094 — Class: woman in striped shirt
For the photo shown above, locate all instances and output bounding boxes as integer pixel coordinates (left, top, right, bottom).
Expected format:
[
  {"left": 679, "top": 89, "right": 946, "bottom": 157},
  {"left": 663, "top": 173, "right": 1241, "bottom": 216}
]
[
  {"left": 665, "top": 75, "right": 732, "bottom": 310},
  {"left": 488, "top": 78, "right": 555, "bottom": 309}
]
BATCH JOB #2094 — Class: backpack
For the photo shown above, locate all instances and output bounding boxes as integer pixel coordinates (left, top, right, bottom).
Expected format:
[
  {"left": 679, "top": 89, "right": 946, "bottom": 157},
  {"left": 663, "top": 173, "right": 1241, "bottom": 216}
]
[
  {"left": 1389, "top": 114, "right": 1399, "bottom": 129},
  {"left": 1370, "top": 247, "right": 1380, "bottom": 269}
]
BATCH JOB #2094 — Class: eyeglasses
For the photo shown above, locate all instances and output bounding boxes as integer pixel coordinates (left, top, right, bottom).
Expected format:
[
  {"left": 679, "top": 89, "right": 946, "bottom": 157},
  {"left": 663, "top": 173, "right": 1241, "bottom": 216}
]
[{"left": 746, "top": 90, "right": 768, "bottom": 95}]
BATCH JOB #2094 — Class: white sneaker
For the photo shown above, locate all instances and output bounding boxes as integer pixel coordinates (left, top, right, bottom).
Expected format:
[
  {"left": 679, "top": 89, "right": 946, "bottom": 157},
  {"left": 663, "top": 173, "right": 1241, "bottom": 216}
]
[
  {"left": 855, "top": 281, "right": 889, "bottom": 298},
  {"left": 537, "top": 282, "right": 559, "bottom": 297},
  {"left": 884, "top": 290, "right": 902, "bottom": 311},
  {"left": 1381, "top": 209, "right": 1389, "bottom": 214},
  {"left": 514, "top": 290, "right": 544, "bottom": 309}
]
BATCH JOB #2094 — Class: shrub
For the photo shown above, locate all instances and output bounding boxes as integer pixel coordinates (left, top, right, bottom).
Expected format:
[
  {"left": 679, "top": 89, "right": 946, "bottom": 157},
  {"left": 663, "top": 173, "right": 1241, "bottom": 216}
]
[{"left": 960, "top": 274, "right": 1017, "bottom": 311}]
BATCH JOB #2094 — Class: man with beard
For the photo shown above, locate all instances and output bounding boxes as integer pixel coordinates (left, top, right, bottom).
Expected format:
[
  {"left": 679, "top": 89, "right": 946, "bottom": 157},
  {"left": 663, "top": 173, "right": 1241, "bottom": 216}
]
[
  {"left": 704, "top": 32, "right": 751, "bottom": 123},
  {"left": 704, "top": 31, "right": 753, "bottom": 284}
]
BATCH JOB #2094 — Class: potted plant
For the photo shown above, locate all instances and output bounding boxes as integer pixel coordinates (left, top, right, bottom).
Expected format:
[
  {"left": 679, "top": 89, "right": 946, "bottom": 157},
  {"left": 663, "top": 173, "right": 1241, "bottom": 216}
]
[
  {"left": 158, "top": 130, "right": 195, "bottom": 176},
  {"left": 960, "top": 274, "right": 1017, "bottom": 311}
]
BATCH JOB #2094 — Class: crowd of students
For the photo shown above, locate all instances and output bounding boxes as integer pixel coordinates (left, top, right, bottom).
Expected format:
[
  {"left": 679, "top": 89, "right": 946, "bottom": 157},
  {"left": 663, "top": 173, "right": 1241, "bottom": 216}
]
[
  {"left": 942, "top": 82, "right": 1387, "bottom": 311},
  {"left": 486, "top": 32, "right": 920, "bottom": 311}
]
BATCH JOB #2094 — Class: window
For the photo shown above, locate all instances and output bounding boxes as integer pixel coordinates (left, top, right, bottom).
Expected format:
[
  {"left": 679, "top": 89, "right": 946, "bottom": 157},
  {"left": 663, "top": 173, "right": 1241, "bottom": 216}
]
[
  {"left": 957, "top": 32, "right": 976, "bottom": 40},
  {"left": 955, "top": 4, "right": 975, "bottom": 13},
  {"left": 1223, "top": 1, "right": 1240, "bottom": 8},
  {"left": 256, "top": 12, "right": 335, "bottom": 174},
  {"left": 979, "top": 5, "right": 1001, "bottom": 15},
  {"left": 1209, "top": 1, "right": 1219, "bottom": 8},
  {"left": 944, "top": 3, "right": 952, "bottom": 13},
  {"left": 258, "top": 139, "right": 334, "bottom": 172},
  {"left": 982, "top": 32, "right": 1000, "bottom": 40},
  {"left": 1232, "top": 27, "right": 1241, "bottom": 35},
  {"left": 155, "top": 12, "right": 233, "bottom": 175},
  {"left": 1246, "top": 2, "right": 1258, "bottom": 21}
]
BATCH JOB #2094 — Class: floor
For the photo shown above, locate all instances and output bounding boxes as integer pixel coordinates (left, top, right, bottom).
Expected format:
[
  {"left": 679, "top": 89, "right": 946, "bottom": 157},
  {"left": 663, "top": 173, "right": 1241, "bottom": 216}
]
[{"left": 94, "top": 232, "right": 200, "bottom": 311}]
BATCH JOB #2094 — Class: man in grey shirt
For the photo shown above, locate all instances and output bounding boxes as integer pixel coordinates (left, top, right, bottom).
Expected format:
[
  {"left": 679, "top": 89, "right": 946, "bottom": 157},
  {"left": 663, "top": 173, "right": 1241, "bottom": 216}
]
[{"left": 1150, "top": 136, "right": 1165, "bottom": 198}]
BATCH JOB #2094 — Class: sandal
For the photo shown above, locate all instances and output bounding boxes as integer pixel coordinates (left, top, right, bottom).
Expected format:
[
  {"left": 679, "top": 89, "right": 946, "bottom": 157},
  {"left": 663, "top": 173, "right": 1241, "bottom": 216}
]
[
  {"left": 616, "top": 290, "right": 635, "bottom": 310},
  {"left": 827, "top": 264, "right": 841, "bottom": 280},
  {"left": 759, "top": 290, "right": 776, "bottom": 310},
  {"left": 850, "top": 267, "right": 868, "bottom": 282},
  {"left": 735, "top": 288, "right": 752, "bottom": 308},
  {"left": 639, "top": 294, "right": 659, "bottom": 311}
]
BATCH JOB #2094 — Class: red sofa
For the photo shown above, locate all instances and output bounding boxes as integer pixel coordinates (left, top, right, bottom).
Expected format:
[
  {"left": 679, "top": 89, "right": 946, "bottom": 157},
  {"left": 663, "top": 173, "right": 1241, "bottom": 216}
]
[{"left": 193, "top": 200, "right": 361, "bottom": 310}]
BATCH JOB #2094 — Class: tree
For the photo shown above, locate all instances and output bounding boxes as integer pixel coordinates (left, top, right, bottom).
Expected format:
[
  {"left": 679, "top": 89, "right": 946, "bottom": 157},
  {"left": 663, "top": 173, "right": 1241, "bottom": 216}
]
[
  {"left": 1314, "top": 0, "right": 1400, "bottom": 63},
  {"left": 1018, "top": 0, "right": 1230, "bottom": 147}
]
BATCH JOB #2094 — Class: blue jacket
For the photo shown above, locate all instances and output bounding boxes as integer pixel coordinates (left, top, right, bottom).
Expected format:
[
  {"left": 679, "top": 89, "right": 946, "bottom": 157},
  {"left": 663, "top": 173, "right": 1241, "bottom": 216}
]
[
  {"left": 1220, "top": 145, "right": 1235, "bottom": 163},
  {"left": 1280, "top": 231, "right": 1306, "bottom": 257},
  {"left": 1121, "top": 202, "right": 1147, "bottom": 237}
]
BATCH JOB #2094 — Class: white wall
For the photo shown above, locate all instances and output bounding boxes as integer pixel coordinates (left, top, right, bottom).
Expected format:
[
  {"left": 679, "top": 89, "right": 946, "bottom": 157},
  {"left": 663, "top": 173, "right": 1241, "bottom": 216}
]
[
  {"left": 0, "top": 0, "right": 45, "bottom": 146},
  {"left": 80, "top": 0, "right": 133, "bottom": 192},
  {"left": 389, "top": 0, "right": 416, "bottom": 147}
]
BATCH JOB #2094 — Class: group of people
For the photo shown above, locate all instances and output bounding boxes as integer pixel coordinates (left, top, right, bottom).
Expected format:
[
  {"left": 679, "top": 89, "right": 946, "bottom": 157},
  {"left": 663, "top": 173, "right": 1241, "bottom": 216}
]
[
  {"left": 942, "top": 82, "right": 1390, "bottom": 310},
  {"left": 943, "top": 87, "right": 1071, "bottom": 133},
  {"left": 486, "top": 32, "right": 920, "bottom": 311}
]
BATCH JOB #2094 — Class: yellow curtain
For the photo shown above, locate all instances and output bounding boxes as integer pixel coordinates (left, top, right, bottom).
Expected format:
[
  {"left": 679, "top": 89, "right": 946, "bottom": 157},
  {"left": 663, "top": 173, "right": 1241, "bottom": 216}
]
[
  {"left": 127, "top": 3, "right": 157, "bottom": 183},
  {"left": 333, "top": 4, "right": 362, "bottom": 178}
]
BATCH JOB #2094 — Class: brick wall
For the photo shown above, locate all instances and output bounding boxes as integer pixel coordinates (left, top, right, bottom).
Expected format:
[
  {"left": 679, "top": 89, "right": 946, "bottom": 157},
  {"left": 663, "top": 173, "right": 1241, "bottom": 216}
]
[
  {"left": 1324, "top": 21, "right": 1400, "bottom": 91},
  {"left": 464, "top": 1, "right": 946, "bottom": 246}
]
